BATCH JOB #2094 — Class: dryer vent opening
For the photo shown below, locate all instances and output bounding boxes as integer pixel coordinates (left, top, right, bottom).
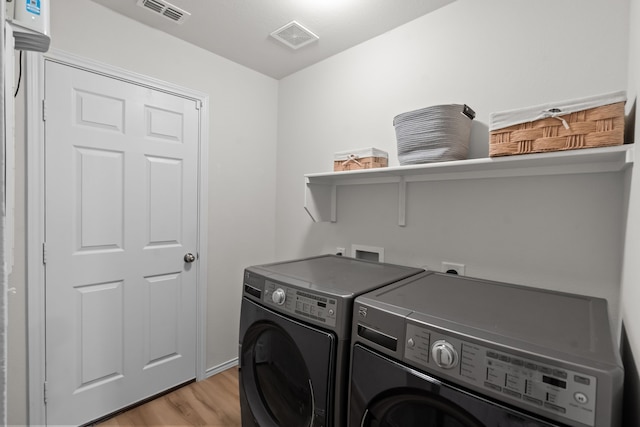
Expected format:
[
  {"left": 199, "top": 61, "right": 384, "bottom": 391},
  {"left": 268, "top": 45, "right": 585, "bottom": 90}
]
[
  {"left": 355, "top": 250, "right": 379, "bottom": 262},
  {"left": 351, "top": 244, "right": 385, "bottom": 263}
]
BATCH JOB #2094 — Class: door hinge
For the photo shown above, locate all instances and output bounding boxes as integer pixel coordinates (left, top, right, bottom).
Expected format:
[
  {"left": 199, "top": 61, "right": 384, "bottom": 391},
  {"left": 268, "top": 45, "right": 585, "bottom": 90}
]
[
  {"left": 42, "top": 242, "right": 47, "bottom": 265},
  {"left": 43, "top": 381, "right": 47, "bottom": 405},
  {"left": 42, "top": 99, "right": 46, "bottom": 121}
]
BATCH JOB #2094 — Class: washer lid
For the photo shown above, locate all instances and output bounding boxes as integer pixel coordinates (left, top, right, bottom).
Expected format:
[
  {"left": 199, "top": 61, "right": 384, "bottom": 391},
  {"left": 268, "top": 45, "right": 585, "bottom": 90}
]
[
  {"left": 363, "top": 271, "right": 619, "bottom": 366},
  {"left": 249, "top": 254, "right": 423, "bottom": 297}
]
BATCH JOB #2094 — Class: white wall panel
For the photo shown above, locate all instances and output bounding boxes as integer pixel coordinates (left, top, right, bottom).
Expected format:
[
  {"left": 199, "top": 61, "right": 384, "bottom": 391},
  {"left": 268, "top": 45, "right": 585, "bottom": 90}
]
[
  {"left": 145, "top": 156, "right": 182, "bottom": 246},
  {"left": 75, "top": 90, "right": 124, "bottom": 133},
  {"left": 144, "top": 273, "right": 180, "bottom": 367},
  {"left": 75, "top": 281, "right": 124, "bottom": 388},
  {"left": 75, "top": 148, "right": 124, "bottom": 252},
  {"left": 145, "top": 106, "right": 182, "bottom": 143},
  {"left": 276, "top": 0, "right": 629, "bottom": 332},
  {"left": 622, "top": 0, "right": 640, "bottom": 423}
]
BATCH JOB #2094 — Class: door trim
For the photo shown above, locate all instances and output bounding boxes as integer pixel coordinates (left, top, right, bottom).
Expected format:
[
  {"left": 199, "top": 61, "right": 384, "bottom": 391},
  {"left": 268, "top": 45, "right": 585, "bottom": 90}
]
[{"left": 25, "top": 49, "right": 210, "bottom": 426}]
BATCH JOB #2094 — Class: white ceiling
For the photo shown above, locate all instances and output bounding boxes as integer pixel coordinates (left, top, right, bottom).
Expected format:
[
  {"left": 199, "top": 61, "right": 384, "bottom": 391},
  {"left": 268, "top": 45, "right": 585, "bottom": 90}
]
[{"left": 90, "top": 0, "right": 455, "bottom": 79}]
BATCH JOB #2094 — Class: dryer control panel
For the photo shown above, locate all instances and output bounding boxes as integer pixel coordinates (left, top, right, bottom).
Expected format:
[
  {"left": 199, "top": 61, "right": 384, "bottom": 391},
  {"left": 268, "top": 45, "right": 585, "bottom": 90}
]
[
  {"left": 263, "top": 280, "right": 338, "bottom": 327},
  {"left": 404, "top": 323, "right": 597, "bottom": 427}
]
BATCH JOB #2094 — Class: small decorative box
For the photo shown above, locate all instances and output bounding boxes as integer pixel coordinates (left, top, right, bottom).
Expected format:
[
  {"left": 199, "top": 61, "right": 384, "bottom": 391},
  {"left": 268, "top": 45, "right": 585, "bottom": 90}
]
[{"left": 333, "top": 148, "right": 389, "bottom": 171}]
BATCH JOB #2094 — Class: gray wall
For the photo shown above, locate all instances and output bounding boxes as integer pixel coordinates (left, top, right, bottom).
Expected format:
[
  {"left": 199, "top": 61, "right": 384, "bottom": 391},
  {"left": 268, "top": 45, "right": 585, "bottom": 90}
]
[
  {"left": 49, "top": 0, "right": 280, "bottom": 371},
  {"left": 7, "top": 47, "right": 25, "bottom": 427},
  {"left": 276, "top": 0, "right": 628, "bottom": 307},
  {"left": 1, "top": 0, "right": 6, "bottom": 423},
  {"left": 622, "top": 0, "right": 640, "bottom": 423},
  {"left": 7, "top": 0, "right": 638, "bottom": 425},
  {"left": 276, "top": 0, "right": 636, "bottom": 422},
  {"left": 7, "top": 1, "right": 279, "bottom": 425}
]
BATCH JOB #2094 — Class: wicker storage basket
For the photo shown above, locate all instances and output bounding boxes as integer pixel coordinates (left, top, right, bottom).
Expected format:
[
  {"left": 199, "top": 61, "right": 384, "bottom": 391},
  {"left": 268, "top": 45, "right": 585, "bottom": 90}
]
[
  {"left": 334, "top": 148, "right": 388, "bottom": 171},
  {"left": 489, "top": 92, "right": 626, "bottom": 157}
]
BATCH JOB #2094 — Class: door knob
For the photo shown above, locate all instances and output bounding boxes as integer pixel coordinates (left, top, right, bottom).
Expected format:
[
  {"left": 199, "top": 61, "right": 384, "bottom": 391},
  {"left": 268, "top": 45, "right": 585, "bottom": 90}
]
[{"left": 184, "top": 253, "right": 196, "bottom": 263}]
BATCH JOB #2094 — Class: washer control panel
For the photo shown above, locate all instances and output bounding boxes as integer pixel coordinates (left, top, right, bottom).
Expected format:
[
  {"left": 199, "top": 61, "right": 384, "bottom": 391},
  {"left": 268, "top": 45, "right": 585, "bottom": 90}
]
[
  {"left": 405, "top": 323, "right": 597, "bottom": 426},
  {"left": 263, "top": 280, "right": 338, "bottom": 327}
]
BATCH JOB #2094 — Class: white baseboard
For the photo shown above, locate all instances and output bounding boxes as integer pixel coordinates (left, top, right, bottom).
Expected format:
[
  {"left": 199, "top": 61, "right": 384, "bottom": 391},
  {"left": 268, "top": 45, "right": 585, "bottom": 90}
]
[{"left": 205, "top": 358, "right": 239, "bottom": 378}]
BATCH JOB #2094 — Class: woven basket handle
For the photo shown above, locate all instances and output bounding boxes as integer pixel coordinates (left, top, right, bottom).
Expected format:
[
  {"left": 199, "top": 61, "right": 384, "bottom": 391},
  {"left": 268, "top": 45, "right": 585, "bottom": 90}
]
[
  {"left": 462, "top": 105, "right": 476, "bottom": 120},
  {"left": 342, "top": 154, "right": 362, "bottom": 167},
  {"left": 542, "top": 108, "right": 570, "bottom": 129}
]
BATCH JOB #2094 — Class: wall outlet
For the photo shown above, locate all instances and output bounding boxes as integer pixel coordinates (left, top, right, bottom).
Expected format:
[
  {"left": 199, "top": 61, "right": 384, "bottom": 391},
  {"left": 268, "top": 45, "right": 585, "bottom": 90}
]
[
  {"left": 336, "top": 247, "right": 346, "bottom": 256},
  {"left": 442, "top": 261, "right": 465, "bottom": 276}
]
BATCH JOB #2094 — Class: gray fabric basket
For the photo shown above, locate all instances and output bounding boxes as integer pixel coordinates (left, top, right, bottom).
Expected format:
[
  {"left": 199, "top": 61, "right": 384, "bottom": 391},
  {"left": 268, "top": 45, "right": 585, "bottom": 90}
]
[{"left": 394, "top": 104, "right": 475, "bottom": 165}]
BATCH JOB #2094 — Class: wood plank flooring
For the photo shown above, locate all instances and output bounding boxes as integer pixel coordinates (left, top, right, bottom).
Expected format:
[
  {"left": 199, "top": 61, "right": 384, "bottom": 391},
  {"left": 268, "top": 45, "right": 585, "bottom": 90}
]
[{"left": 96, "top": 367, "right": 241, "bottom": 426}]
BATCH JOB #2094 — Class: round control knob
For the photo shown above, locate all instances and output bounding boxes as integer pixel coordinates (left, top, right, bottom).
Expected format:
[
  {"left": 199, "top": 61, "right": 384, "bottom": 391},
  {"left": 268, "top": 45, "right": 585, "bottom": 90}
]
[
  {"left": 271, "top": 288, "right": 286, "bottom": 305},
  {"left": 431, "top": 340, "right": 459, "bottom": 369},
  {"left": 407, "top": 338, "right": 415, "bottom": 348}
]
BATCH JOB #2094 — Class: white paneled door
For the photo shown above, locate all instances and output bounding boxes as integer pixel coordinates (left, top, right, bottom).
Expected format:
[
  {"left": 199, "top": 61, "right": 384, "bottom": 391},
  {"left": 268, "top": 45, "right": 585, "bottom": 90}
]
[{"left": 44, "top": 61, "right": 199, "bottom": 426}]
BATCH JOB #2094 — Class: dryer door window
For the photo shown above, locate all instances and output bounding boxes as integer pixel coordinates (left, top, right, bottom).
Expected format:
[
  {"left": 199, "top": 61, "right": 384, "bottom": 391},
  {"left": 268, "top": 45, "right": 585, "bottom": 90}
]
[
  {"left": 239, "top": 300, "right": 335, "bottom": 427},
  {"left": 252, "top": 327, "right": 313, "bottom": 426},
  {"left": 363, "top": 393, "right": 483, "bottom": 427},
  {"left": 350, "top": 344, "right": 560, "bottom": 427}
]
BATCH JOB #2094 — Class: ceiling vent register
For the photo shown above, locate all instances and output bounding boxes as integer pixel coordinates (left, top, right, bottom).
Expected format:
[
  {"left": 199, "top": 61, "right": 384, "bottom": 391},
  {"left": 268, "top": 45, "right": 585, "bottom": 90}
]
[
  {"left": 136, "top": 0, "right": 191, "bottom": 24},
  {"left": 270, "top": 20, "right": 319, "bottom": 50}
]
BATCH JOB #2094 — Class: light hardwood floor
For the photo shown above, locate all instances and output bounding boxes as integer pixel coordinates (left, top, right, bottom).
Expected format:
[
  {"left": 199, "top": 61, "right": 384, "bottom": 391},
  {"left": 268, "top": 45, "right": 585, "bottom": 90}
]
[{"left": 96, "top": 367, "right": 241, "bottom": 426}]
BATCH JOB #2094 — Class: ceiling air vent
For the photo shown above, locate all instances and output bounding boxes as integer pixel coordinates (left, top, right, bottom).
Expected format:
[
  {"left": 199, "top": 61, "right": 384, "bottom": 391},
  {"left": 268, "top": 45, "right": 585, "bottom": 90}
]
[
  {"left": 270, "top": 21, "right": 319, "bottom": 50},
  {"left": 136, "top": 0, "right": 191, "bottom": 24}
]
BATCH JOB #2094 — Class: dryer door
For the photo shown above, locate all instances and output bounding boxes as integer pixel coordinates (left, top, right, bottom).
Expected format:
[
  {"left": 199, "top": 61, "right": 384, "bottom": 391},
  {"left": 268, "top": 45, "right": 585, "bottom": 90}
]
[
  {"left": 363, "top": 393, "right": 484, "bottom": 427},
  {"left": 240, "top": 298, "right": 335, "bottom": 427},
  {"left": 350, "top": 344, "right": 561, "bottom": 427}
]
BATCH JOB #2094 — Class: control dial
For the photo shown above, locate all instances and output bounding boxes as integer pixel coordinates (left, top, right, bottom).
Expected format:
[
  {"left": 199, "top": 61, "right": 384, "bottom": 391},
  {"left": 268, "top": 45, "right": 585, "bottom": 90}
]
[
  {"left": 431, "top": 340, "right": 459, "bottom": 369},
  {"left": 271, "top": 288, "right": 286, "bottom": 306}
]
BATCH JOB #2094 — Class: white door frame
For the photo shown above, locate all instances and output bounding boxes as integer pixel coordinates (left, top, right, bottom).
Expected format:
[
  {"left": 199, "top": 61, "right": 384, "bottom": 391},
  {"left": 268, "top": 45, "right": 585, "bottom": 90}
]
[{"left": 25, "top": 49, "right": 209, "bottom": 426}]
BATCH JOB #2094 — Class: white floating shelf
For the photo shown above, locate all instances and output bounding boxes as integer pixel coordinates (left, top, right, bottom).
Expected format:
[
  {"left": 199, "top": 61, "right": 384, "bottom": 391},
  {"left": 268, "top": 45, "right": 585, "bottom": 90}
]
[{"left": 304, "top": 144, "right": 634, "bottom": 226}]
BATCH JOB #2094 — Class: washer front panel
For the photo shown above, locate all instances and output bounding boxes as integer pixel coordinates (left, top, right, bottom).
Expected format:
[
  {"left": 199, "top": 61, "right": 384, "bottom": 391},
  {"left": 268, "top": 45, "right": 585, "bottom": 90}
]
[
  {"left": 263, "top": 280, "right": 338, "bottom": 327},
  {"left": 405, "top": 323, "right": 597, "bottom": 426}
]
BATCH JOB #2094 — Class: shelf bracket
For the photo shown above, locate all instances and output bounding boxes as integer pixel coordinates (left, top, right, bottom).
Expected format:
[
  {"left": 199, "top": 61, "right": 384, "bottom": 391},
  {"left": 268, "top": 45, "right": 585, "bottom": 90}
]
[
  {"left": 304, "top": 178, "right": 337, "bottom": 223},
  {"left": 625, "top": 145, "right": 635, "bottom": 164},
  {"left": 330, "top": 184, "right": 337, "bottom": 222},
  {"left": 398, "top": 177, "right": 406, "bottom": 227}
]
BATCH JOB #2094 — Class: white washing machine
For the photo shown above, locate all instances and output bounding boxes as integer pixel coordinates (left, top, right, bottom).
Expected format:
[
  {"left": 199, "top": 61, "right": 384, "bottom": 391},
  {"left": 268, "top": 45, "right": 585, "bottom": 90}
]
[{"left": 349, "top": 271, "right": 624, "bottom": 427}]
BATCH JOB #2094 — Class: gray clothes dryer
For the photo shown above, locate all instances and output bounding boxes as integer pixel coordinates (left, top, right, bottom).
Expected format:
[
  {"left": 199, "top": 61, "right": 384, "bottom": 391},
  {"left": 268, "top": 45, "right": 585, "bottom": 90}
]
[
  {"left": 238, "top": 255, "right": 423, "bottom": 427},
  {"left": 349, "top": 271, "right": 624, "bottom": 427}
]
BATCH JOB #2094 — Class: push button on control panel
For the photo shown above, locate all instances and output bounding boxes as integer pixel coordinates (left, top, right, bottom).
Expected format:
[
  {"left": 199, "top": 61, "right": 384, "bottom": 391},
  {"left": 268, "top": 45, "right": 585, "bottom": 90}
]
[
  {"left": 574, "top": 392, "right": 589, "bottom": 404},
  {"left": 574, "top": 375, "right": 591, "bottom": 385}
]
